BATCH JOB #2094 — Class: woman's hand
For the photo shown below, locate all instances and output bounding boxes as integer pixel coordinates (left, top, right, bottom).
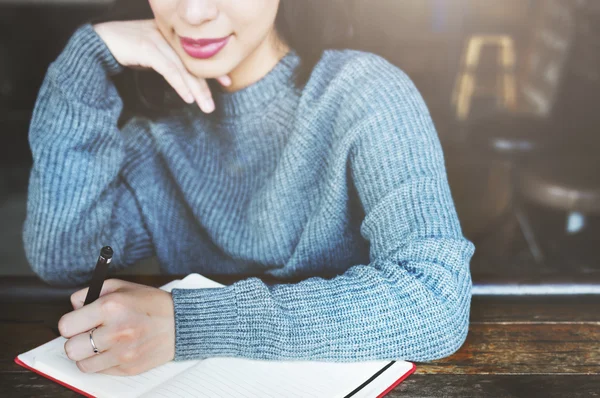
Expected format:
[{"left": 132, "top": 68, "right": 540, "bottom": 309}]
[
  {"left": 58, "top": 279, "right": 176, "bottom": 376},
  {"left": 92, "top": 19, "right": 229, "bottom": 113}
]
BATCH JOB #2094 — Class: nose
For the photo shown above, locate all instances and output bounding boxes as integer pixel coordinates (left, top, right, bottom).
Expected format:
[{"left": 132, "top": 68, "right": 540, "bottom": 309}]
[{"left": 178, "top": 0, "right": 219, "bottom": 25}]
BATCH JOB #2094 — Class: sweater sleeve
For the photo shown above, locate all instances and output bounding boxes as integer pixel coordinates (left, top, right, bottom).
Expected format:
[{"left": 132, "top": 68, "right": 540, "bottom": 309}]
[
  {"left": 170, "top": 59, "right": 475, "bottom": 363},
  {"left": 23, "top": 23, "right": 155, "bottom": 286}
]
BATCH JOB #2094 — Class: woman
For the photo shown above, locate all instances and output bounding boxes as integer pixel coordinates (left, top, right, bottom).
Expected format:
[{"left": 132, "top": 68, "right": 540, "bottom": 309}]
[{"left": 23, "top": 0, "right": 475, "bottom": 376}]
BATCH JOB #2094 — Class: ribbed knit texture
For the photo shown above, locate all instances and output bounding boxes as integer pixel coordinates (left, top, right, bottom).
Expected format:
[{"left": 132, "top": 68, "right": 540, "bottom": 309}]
[{"left": 23, "top": 23, "right": 475, "bottom": 363}]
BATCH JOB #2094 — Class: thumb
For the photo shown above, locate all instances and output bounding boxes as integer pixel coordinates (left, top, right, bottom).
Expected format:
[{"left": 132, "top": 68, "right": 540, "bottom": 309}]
[{"left": 70, "top": 278, "right": 128, "bottom": 310}]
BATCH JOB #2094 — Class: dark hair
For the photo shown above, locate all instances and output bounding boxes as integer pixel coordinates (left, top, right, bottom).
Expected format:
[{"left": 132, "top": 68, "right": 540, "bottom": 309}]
[{"left": 86, "top": 0, "right": 355, "bottom": 122}]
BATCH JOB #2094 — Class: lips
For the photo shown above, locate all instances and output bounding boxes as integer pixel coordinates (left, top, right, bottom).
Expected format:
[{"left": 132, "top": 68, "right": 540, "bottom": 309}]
[
  {"left": 180, "top": 35, "right": 230, "bottom": 46},
  {"left": 180, "top": 34, "right": 231, "bottom": 59}
]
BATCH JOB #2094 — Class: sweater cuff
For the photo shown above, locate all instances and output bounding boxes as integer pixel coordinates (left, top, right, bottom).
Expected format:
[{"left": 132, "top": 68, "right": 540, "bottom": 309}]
[
  {"left": 48, "top": 22, "right": 125, "bottom": 108},
  {"left": 172, "top": 278, "right": 290, "bottom": 361},
  {"left": 171, "top": 285, "right": 240, "bottom": 360}
]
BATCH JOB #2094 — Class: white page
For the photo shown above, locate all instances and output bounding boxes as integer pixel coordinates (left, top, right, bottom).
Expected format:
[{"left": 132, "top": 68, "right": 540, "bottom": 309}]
[
  {"left": 23, "top": 337, "right": 197, "bottom": 398},
  {"left": 168, "top": 273, "right": 224, "bottom": 289},
  {"left": 142, "top": 358, "right": 412, "bottom": 398}
]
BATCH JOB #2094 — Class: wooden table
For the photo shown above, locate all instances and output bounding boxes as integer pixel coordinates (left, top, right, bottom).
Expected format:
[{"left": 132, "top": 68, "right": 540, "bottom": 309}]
[{"left": 1, "top": 275, "right": 599, "bottom": 397}]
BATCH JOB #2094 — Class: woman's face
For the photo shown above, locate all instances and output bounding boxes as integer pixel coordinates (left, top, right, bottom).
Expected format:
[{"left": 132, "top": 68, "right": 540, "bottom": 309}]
[{"left": 148, "top": 0, "right": 282, "bottom": 80}]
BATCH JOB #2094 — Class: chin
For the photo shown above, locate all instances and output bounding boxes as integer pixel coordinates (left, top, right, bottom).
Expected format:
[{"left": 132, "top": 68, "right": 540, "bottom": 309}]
[{"left": 187, "top": 59, "right": 233, "bottom": 80}]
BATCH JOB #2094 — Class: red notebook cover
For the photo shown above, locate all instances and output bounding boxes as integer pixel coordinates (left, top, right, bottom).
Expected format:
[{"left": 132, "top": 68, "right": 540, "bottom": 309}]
[
  {"left": 376, "top": 362, "right": 416, "bottom": 398},
  {"left": 14, "top": 356, "right": 96, "bottom": 398},
  {"left": 15, "top": 355, "right": 416, "bottom": 398}
]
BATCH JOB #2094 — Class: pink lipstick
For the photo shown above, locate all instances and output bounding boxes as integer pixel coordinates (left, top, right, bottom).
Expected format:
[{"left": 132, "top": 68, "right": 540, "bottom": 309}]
[{"left": 180, "top": 35, "right": 231, "bottom": 59}]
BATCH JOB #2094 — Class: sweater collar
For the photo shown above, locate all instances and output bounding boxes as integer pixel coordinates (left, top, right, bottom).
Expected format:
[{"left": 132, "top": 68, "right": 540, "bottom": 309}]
[{"left": 207, "top": 48, "right": 300, "bottom": 118}]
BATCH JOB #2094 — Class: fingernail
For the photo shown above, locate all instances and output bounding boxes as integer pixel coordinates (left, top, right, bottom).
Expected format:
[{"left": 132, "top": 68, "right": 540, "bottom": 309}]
[{"left": 203, "top": 99, "right": 215, "bottom": 112}]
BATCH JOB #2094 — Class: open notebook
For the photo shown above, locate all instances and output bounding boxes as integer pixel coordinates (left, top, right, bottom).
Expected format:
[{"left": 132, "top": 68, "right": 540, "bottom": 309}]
[{"left": 15, "top": 273, "right": 416, "bottom": 397}]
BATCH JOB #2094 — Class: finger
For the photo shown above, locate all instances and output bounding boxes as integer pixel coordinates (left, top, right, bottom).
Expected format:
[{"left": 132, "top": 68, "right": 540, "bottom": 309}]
[
  {"left": 190, "top": 78, "right": 215, "bottom": 113},
  {"left": 98, "top": 362, "right": 147, "bottom": 377},
  {"left": 58, "top": 298, "right": 106, "bottom": 338},
  {"left": 153, "top": 38, "right": 215, "bottom": 113},
  {"left": 71, "top": 278, "right": 129, "bottom": 310},
  {"left": 143, "top": 40, "right": 195, "bottom": 105},
  {"left": 75, "top": 350, "right": 120, "bottom": 374},
  {"left": 98, "top": 346, "right": 163, "bottom": 377},
  {"left": 64, "top": 325, "right": 110, "bottom": 362},
  {"left": 217, "top": 75, "right": 231, "bottom": 86},
  {"left": 97, "top": 364, "right": 129, "bottom": 376}
]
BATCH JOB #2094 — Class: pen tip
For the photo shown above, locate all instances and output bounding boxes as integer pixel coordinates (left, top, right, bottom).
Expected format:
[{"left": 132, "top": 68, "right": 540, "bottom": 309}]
[{"left": 101, "top": 246, "right": 113, "bottom": 259}]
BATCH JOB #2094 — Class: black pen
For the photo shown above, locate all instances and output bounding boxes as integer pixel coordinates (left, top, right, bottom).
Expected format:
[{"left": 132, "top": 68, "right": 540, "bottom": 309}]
[
  {"left": 49, "top": 246, "right": 114, "bottom": 336},
  {"left": 83, "top": 246, "right": 114, "bottom": 305}
]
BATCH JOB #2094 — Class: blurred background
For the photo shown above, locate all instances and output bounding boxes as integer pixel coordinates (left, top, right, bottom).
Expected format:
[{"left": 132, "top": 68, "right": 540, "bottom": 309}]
[{"left": 1, "top": 0, "right": 599, "bottom": 282}]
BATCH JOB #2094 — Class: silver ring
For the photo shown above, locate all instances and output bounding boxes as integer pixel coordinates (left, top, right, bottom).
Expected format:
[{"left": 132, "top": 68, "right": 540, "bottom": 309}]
[{"left": 89, "top": 327, "right": 100, "bottom": 354}]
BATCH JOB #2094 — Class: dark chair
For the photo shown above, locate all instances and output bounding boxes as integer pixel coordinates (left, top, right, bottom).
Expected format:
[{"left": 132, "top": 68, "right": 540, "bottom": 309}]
[
  {"left": 462, "top": 1, "right": 600, "bottom": 269},
  {"left": 465, "top": 111, "right": 600, "bottom": 267},
  {"left": 517, "top": 154, "right": 600, "bottom": 269},
  {"left": 464, "top": 112, "right": 553, "bottom": 264},
  {"left": 518, "top": 156, "right": 600, "bottom": 216}
]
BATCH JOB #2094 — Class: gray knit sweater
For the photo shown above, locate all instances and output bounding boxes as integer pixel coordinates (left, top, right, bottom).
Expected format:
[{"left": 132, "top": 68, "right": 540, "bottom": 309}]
[{"left": 23, "top": 23, "right": 475, "bottom": 363}]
